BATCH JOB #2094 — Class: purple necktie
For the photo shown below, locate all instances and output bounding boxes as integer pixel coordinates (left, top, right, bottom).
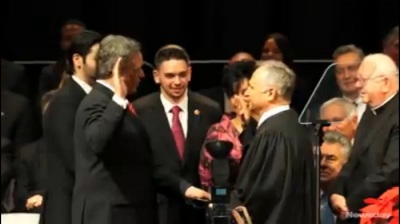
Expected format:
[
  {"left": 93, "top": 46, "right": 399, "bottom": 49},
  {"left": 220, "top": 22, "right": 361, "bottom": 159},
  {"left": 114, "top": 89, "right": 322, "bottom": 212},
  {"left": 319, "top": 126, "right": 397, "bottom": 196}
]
[{"left": 170, "top": 106, "right": 185, "bottom": 159}]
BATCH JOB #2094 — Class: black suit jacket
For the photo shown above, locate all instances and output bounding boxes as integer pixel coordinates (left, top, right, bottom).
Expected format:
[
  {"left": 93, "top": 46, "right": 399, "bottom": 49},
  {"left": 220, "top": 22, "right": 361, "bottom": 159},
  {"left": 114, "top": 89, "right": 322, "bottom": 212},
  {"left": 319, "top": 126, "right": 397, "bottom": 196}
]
[
  {"left": 1, "top": 137, "right": 15, "bottom": 212},
  {"left": 72, "top": 83, "right": 158, "bottom": 224},
  {"left": 41, "top": 78, "right": 87, "bottom": 224},
  {"left": 133, "top": 91, "right": 222, "bottom": 224},
  {"left": 15, "top": 138, "right": 47, "bottom": 213},
  {"left": 331, "top": 93, "right": 399, "bottom": 224},
  {"left": 1, "top": 59, "right": 29, "bottom": 98},
  {"left": 1, "top": 90, "right": 35, "bottom": 151}
]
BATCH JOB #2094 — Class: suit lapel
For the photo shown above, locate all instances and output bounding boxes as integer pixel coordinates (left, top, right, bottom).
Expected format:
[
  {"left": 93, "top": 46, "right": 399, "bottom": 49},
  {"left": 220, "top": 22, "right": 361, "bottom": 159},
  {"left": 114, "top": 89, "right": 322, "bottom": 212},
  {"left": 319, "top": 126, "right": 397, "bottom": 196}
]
[{"left": 183, "top": 93, "right": 202, "bottom": 164}]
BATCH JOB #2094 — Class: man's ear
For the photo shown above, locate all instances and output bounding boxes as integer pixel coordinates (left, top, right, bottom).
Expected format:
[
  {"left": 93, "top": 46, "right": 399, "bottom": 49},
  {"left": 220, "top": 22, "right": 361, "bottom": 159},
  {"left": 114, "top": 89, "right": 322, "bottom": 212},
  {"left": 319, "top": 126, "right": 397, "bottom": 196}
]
[
  {"left": 187, "top": 66, "right": 192, "bottom": 82},
  {"left": 153, "top": 70, "right": 160, "bottom": 84}
]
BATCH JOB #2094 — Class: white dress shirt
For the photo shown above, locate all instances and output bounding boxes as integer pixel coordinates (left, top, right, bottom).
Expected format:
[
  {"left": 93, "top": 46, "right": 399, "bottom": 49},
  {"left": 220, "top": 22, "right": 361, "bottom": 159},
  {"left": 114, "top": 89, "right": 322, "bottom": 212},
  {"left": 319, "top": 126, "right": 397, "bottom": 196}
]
[
  {"left": 257, "top": 105, "right": 290, "bottom": 128},
  {"left": 343, "top": 96, "right": 366, "bottom": 123},
  {"left": 96, "top": 80, "right": 129, "bottom": 109},
  {"left": 160, "top": 92, "right": 189, "bottom": 137},
  {"left": 72, "top": 75, "right": 92, "bottom": 94}
]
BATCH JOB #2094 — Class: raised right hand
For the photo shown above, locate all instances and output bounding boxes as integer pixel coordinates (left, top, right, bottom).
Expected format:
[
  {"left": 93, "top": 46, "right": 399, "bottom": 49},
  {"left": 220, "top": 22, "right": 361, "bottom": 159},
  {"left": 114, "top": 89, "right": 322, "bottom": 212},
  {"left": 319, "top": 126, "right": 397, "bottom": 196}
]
[{"left": 112, "top": 57, "right": 128, "bottom": 98}]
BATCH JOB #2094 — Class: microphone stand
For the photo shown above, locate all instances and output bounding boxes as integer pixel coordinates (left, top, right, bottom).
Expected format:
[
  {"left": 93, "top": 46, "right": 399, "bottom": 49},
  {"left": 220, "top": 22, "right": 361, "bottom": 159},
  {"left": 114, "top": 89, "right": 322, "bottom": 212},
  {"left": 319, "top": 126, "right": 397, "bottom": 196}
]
[{"left": 310, "top": 120, "right": 330, "bottom": 224}]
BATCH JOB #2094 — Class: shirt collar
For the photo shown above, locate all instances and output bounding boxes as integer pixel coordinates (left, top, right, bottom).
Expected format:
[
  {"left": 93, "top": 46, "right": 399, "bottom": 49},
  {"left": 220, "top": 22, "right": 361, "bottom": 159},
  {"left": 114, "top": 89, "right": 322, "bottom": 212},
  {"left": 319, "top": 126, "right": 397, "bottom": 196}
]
[
  {"left": 371, "top": 91, "right": 398, "bottom": 115},
  {"left": 257, "top": 105, "right": 290, "bottom": 128},
  {"left": 160, "top": 90, "right": 189, "bottom": 113},
  {"left": 72, "top": 75, "right": 92, "bottom": 94},
  {"left": 96, "top": 80, "right": 116, "bottom": 93}
]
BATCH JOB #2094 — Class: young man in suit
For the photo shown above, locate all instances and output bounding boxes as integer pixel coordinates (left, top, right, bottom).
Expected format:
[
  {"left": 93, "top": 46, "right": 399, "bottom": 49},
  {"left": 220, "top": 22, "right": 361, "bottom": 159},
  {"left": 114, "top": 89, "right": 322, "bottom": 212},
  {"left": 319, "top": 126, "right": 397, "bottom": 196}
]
[
  {"left": 41, "top": 30, "right": 101, "bottom": 224},
  {"left": 72, "top": 35, "right": 157, "bottom": 224},
  {"left": 134, "top": 45, "right": 222, "bottom": 224},
  {"left": 330, "top": 54, "right": 399, "bottom": 224}
]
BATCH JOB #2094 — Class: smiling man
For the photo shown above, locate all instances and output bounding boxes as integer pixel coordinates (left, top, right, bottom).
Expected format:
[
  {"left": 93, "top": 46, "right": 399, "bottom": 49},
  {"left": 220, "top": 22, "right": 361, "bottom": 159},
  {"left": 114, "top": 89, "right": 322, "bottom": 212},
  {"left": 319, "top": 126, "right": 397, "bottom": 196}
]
[
  {"left": 333, "top": 44, "right": 366, "bottom": 121},
  {"left": 133, "top": 45, "right": 221, "bottom": 224}
]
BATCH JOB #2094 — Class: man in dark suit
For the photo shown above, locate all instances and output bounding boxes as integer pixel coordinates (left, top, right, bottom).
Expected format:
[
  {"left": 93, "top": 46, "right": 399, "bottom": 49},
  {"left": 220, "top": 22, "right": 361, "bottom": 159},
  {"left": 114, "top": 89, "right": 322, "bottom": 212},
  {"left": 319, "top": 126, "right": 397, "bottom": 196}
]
[
  {"left": 72, "top": 35, "right": 157, "bottom": 224},
  {"left": 1, "top": 59, "right": 29, "bottom": 98},
  {"left": 1, "top": 90, "right": 35, "bottom": 151},
  {"left": 330, "top": 54, "right": 399, "bottom": 224},
  {"left": 134, "top": 45, "right": 222, "bottom": 224},
  {"left": 41, "top": 30, "right": 101, "bottom": 224}
]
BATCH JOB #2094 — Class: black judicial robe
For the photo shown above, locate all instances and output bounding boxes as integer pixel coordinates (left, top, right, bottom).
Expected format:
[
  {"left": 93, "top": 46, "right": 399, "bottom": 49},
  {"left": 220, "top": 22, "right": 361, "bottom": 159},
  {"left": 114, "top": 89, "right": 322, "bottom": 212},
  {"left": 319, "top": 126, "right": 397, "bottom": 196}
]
[{"left": 232, "top": 109, "right": 316, "bottom": 224}]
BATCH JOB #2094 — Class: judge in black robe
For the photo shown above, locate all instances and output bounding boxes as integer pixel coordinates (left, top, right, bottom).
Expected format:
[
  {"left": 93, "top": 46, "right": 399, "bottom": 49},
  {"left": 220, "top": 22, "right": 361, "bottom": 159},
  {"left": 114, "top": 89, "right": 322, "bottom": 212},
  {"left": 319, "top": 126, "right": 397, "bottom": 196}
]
[{"left": 231, "top": 61, "right": 316, "bottom": 224}]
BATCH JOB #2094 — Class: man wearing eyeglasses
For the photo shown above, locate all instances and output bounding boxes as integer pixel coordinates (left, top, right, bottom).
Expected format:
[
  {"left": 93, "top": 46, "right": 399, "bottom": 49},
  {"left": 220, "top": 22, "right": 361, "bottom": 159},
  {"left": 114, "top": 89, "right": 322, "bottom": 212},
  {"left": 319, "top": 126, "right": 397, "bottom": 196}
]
[
  {"left": 332, "top": 44, "right": 367, "bottom": 122},
  {"left": 330, "top": 53, "right": 399, "bottom": 224}
]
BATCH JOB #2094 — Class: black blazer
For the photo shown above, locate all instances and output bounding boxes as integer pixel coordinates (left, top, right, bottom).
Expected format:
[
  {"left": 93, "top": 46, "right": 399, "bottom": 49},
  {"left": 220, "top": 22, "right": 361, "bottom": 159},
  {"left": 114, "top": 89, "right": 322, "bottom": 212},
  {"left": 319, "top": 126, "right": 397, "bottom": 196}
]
[
  {"left": 72, "top": 83, "right": 158, "bottom": 224},
  {"left": 14, "top": 138, "right": 47, "bottom": 213},
  {"left": 1, "top": 59, "right": 29, "bottom": 99},
  {"left": 133, "top": 91, "right": 222, "bottom": 224},
  {"left": 1, "top": 90, "right": 35, "bottom": 151},
  {"left": 41, "top": 78, "right": 87, "bottom": 224},
  {"left": 331, "top": 93, "right": 399, "bottom": 224}
]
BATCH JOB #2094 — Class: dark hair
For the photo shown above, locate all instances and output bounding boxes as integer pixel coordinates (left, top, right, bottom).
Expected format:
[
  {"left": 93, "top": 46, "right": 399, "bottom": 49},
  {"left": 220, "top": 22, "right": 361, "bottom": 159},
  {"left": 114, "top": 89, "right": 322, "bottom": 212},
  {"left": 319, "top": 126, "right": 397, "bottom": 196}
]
[
  {"left": 221, "top": 60, "right": 257, "bottom": 98},
  {"left": 265, "top": 33, "right": 294, "bottom": 70},
  {"left": 65, "top": 30, "right": 102, "bottom": 75},
  {"left": 154, "top": 45, "right": 190, "bottom": 69},
  {"left": 61, "top": 19, "right": 86, "bottom": 31},
  {"left": 383, "top": 26, "right": 399, "bottom": 47},
  {"left": 41, "top": 89, "right": 58, "bottom": 113}
]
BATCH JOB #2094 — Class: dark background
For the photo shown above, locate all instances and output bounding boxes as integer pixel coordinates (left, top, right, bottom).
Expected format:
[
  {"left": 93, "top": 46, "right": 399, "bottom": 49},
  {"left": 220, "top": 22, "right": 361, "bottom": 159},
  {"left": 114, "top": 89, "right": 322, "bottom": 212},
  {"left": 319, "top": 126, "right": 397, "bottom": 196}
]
[{"left": 1, "top": 0, "right": 399, "bottom": 93}]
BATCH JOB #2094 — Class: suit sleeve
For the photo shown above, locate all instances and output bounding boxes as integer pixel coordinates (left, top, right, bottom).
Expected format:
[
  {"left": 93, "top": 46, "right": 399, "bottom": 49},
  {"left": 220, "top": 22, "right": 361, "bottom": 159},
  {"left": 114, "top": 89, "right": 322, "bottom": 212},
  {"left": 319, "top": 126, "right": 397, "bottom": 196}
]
[
  {"left": 82, "top": 99, "right": 125, "bottom": 154},
  {"left": 346, "top": 123, "right": 399, "bottom": 212}
]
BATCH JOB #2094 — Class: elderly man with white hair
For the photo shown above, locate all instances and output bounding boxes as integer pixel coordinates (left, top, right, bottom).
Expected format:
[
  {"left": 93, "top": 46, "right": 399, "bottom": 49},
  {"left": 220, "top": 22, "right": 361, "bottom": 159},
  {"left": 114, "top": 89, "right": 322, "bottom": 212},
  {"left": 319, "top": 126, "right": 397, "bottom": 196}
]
[
  {"left": 232, "top": 60, "right": 316, "bottom": 224},
  {"left": 320, "top": 97, "right": 358, "bottom": 142},
  {"left": 330, "top": 53, "right": 399, "bottom": 224},
  {"left": 320, "top": 131, "right": 351, "bottom": 224}
]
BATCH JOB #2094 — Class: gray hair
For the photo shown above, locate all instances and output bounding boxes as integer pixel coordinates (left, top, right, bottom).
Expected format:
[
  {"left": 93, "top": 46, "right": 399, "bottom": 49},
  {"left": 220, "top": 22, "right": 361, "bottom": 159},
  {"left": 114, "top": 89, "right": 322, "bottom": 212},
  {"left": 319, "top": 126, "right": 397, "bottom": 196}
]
[
  {"left": 320, "top": 97, "right": 356, "bottom": 118},
  {"left": 332, "top": 44, "right": 365, "bottom": 61},
  {"left": 383, "top": 26, "right": 399, "bottom": 47},
  {"left": 257, "top": 60, "right": 296, "bottom": 100},
  {"left": 323, "top": 131, "right": 352, "bottom": 160},
  {"left": 96, "top": 35, "right": 141, "bottom": 79}
]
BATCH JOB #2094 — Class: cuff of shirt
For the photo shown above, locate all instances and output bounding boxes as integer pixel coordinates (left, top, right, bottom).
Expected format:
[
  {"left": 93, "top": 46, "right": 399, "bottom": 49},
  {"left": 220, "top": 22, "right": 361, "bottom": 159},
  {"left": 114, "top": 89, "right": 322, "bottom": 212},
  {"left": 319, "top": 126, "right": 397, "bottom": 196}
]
[
  {"left": 112, "top": 94, "right": 128, "bottom": 109},
  {"left": 179, "top": 180, "right": 192, "bottom": 196}
]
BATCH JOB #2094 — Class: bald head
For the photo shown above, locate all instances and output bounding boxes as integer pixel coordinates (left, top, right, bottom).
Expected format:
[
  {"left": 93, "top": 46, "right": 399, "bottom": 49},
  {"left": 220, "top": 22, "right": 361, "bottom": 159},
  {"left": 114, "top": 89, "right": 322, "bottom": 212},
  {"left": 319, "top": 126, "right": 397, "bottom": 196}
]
[
  {"left": 357, "top": 53, "right": 399, "bottom": 108},
  {"left": 229, "top": 52, "right": 255, "bottom": 64}
]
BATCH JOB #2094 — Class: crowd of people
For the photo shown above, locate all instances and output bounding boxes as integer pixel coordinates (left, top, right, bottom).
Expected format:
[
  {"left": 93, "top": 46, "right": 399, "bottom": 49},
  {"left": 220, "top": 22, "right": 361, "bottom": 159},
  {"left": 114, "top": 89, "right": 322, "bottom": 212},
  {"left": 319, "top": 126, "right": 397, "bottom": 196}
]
[{"left": 1, "top": 19, "right": 399, "bottom": 224}]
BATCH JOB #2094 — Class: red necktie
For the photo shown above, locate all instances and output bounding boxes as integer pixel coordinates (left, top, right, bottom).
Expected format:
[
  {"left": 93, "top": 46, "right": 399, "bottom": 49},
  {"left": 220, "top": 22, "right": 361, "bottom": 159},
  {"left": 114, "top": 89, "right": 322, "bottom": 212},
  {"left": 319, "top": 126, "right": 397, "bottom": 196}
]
[
  {"left": 127, "top": 103, "right": 137, "bottom": 115},
  {"left": 170, "top": 106, "right": 185, "bottom": 159}
]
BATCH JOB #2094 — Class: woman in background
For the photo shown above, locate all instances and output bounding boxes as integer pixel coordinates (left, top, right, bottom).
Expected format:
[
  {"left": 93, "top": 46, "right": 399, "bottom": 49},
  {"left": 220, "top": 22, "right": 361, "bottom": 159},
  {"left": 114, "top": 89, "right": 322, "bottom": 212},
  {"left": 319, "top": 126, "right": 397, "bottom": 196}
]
[
  {"left": 198, "top": 60, "right": 257, "bottom": 190},
  {"left": 261, "top": 33, "right": 307, "bottom": 114}
]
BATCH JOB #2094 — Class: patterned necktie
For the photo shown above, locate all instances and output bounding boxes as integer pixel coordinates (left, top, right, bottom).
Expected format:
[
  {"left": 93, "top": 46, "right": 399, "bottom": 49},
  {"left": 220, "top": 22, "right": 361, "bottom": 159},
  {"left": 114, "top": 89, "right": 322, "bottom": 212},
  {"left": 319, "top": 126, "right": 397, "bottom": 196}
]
[
  {"left": 170, "top": 106, "right": 185, "bottom": 159},
  {"left": 127, "top": 103, "right": 137, "bottom": 115}
]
